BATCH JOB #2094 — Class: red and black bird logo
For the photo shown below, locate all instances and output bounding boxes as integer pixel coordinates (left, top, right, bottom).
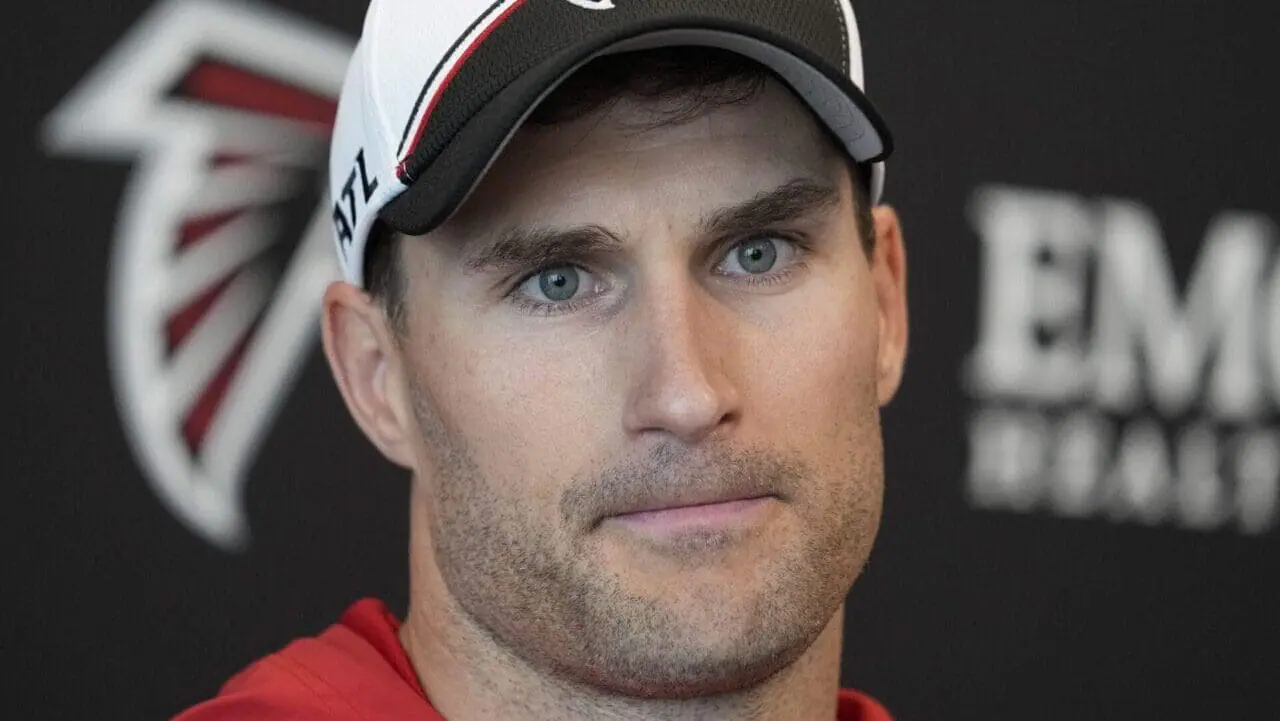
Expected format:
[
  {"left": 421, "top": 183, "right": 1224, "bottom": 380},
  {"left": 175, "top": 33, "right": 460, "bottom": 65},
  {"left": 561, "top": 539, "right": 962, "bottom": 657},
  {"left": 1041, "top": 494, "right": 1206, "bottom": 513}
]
[{"left": 43, "top": 0, "right": 352, "bottom": 551}]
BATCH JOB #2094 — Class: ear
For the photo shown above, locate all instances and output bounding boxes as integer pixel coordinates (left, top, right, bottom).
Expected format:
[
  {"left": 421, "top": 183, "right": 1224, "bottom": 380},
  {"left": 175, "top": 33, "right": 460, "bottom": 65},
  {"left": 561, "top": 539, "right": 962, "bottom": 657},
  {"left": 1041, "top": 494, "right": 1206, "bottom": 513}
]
[
  {"left": 869, "top": 205, "right": 909, "bottom": 406},
  {"left": 319, "top": 280, "right": 417, "bottom": 468}
]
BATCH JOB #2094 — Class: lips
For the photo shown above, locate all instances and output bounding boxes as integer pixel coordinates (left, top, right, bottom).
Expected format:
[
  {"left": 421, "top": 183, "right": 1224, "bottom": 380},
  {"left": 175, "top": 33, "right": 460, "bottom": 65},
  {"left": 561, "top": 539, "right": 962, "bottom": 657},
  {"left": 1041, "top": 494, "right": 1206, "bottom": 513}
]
[
  {"left": 608, "top": 492, "right": 777, "bottom": 519},
  {"left": 593, "top": 473, "right": 784, "bottom": 524},
  {"left": 569, "top": 447, "right": 799, "bottom": 531}
]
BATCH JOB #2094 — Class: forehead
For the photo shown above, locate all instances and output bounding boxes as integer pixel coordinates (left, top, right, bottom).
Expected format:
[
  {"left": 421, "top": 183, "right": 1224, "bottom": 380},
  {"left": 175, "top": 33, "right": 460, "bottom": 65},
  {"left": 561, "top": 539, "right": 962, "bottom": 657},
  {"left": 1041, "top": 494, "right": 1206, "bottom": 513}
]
[{"left": 438, "top": 77, "right": 843, "bottom": 237}]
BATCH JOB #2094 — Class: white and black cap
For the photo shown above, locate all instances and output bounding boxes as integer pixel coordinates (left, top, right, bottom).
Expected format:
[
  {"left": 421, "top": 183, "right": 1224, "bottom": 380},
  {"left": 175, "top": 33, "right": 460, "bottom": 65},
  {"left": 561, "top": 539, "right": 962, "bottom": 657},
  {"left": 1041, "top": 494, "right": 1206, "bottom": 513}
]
[{"left": 328, "top": 0, "right": 894, "bottom": 287}]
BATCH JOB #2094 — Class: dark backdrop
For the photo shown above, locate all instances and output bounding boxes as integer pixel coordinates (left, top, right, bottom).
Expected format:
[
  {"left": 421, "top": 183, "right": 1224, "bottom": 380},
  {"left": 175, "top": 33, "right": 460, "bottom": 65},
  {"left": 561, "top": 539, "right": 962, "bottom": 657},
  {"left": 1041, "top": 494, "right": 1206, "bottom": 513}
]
[{"left": 5, "top": 1, "right": 1276, "bottom": 719}]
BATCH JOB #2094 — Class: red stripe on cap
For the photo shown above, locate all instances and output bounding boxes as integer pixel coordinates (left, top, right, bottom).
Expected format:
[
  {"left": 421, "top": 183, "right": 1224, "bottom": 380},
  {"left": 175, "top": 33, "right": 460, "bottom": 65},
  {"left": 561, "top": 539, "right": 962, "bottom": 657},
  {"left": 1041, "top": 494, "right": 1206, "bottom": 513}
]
[{"left": 398, "top": 0, "right": 528, "bottom": 178}]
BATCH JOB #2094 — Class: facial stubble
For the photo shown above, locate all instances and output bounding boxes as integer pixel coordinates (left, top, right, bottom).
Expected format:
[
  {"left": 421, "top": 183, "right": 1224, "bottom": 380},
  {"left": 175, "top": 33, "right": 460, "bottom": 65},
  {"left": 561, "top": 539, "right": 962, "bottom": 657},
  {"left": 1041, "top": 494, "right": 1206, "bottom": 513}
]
[{"left": 409, "top": 381, "right": 882, "bottom": 700}]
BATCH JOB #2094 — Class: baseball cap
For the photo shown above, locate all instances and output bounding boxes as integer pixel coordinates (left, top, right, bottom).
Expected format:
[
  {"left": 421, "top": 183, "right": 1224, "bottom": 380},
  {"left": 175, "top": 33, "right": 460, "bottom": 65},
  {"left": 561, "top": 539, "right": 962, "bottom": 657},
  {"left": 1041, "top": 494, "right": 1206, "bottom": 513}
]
[{"left": 328, "top": 0, "right": 894, "bottom": 287}]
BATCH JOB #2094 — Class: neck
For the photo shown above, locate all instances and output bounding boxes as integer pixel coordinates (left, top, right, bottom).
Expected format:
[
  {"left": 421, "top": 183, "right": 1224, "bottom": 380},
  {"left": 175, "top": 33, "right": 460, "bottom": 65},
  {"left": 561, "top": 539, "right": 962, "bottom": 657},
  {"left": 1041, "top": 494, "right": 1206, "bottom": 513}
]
[{"left": 398, "top": 488, "right": 844, "bottom": 721}]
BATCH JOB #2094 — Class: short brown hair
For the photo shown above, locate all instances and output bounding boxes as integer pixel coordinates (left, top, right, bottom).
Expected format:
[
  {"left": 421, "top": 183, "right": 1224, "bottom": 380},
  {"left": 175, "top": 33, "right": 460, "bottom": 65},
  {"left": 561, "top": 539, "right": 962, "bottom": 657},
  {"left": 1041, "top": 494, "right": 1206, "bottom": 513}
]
[{"left": 364, "top": 46, "right": 876, "bottom": 326}]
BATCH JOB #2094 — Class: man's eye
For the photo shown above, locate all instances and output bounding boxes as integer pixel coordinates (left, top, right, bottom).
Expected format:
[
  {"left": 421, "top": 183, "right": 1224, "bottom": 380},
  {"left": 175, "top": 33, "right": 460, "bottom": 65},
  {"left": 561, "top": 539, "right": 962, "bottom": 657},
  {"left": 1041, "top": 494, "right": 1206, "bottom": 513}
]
[
  {"left": 517, "top": 264, "right": 588, "bottom": 303},
  {"left": 717, "top": 236, "right": 798, "bottom": 277}
]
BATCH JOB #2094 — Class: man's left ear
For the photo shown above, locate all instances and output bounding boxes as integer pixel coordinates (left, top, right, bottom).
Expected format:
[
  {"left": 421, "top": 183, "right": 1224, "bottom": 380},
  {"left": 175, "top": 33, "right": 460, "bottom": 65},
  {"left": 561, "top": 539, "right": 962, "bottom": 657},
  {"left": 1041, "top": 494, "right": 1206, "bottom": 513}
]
[{"left": 870, "top": 205, "right": 908, "bottom": 406}]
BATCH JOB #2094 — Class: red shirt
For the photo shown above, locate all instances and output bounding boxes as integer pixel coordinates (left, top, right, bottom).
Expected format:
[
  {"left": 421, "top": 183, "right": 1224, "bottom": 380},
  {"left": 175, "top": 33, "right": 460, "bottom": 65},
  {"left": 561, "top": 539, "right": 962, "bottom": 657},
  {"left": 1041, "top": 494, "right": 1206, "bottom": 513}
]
[{"left": 174, "top": 599, "right": 892, "bottom": 720}]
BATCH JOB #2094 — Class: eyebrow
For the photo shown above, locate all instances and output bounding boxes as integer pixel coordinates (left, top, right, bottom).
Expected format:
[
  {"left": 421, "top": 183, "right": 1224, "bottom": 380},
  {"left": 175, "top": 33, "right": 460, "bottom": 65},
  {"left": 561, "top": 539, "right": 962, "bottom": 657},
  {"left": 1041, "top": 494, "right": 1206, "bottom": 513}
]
[
  {"left": 463, "top": 224, "right": 623, "bottom": 273},
  {"left": 461, "top": 176, "right": 841, "bottom": 274},
  {"left": 698, "top": 177, "right": 841, "bottom": 238}
]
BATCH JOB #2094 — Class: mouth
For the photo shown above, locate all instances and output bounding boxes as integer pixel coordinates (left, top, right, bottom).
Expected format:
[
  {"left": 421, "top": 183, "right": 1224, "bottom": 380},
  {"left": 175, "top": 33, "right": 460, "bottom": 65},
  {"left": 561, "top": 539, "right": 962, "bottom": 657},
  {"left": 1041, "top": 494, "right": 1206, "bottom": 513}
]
[
  {"left": 609, "top": 492, "right": 777, "bottom": 518},
  {"left": 602, "top": 493, "right": 780, "bottom": 538}
]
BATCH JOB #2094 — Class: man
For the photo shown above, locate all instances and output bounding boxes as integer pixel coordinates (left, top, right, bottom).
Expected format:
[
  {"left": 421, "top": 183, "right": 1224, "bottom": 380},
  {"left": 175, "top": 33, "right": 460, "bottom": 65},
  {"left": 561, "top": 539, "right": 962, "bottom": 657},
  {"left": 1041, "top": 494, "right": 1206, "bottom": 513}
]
[{"left": 176, "top": 0, "right": 907, "bottom": 719}]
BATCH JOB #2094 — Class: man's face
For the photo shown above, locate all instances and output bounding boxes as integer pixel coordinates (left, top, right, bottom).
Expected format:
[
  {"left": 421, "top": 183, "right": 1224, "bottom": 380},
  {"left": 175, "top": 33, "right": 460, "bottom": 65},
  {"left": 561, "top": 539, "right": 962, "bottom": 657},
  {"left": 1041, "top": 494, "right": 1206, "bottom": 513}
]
[{"left": 372, "top": 79, "right": 905, "bottom": 696}]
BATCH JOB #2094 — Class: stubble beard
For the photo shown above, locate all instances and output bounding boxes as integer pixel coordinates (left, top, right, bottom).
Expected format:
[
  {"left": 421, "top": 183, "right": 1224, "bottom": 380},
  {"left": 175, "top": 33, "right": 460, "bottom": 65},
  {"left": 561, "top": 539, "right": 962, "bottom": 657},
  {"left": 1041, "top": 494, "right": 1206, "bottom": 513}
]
[{"left": 411, "top": 389, "right": 882, "bottom": 700}]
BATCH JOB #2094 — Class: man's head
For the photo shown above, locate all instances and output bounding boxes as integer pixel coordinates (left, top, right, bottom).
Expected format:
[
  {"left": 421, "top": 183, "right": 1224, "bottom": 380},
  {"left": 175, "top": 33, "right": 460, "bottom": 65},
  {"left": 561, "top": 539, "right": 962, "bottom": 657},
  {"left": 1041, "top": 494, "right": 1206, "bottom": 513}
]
[
  {"left": 362, "top": 48, "right": 879, "bottom": 332},
  {"left": 321, "top": 43, "right": 908, "bottom": 698}
]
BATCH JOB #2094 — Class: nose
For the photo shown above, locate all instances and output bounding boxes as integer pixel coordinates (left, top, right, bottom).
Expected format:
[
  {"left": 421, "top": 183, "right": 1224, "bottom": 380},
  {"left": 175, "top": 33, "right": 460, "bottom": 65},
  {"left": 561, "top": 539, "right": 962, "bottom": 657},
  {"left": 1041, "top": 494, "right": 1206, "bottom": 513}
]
[{"left": 621, "top": 279, "right": 742, "bottom": 444}]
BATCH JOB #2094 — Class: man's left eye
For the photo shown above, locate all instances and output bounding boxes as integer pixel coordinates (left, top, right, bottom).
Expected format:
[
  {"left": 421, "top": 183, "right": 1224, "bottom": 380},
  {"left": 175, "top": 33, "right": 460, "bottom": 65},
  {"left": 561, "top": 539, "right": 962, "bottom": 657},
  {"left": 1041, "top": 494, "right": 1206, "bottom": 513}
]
[{"left": 717, "top": 236, "right": 797, "bottom": 276}]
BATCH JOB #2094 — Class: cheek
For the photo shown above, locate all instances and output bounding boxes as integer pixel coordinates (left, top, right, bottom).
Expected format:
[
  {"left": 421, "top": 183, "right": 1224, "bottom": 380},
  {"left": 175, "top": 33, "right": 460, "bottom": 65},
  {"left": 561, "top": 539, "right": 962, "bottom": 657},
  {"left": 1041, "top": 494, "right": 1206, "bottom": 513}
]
[
  {"left": 746, "top": 271, "right": 881, "bottom": 441},
  {"left": 750, "top": 272, "right": 886, "bottom": 554},
  {"left": 408, "top": 321, "right": 612, "bottom": 506}
]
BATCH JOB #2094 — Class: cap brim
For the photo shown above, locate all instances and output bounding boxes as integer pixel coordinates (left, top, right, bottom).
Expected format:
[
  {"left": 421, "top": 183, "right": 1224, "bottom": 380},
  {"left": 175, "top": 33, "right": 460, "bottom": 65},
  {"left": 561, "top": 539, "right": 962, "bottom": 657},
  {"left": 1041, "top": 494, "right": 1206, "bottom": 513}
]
[{"left": 380, "top": 25, "right": 893, "bottom": 237}]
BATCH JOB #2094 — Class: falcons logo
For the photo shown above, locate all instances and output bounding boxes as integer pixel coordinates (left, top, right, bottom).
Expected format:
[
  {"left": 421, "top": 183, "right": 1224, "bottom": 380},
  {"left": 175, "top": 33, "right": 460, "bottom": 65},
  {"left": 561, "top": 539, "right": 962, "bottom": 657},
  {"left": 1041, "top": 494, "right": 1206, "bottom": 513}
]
[{"left": 41, "top": 0, "right": 353, "bottom": 551}]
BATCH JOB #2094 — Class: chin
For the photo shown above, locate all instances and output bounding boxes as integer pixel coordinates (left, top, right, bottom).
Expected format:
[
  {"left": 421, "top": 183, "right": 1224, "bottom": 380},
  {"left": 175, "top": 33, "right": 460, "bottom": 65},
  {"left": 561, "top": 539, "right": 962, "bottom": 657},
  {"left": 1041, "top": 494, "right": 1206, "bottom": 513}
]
[
  {"left": 579, "top": 630, "right": 811, "bottom": 700},
  {"left": 562, "top": 574, "right": 832, "bottom": 700}
]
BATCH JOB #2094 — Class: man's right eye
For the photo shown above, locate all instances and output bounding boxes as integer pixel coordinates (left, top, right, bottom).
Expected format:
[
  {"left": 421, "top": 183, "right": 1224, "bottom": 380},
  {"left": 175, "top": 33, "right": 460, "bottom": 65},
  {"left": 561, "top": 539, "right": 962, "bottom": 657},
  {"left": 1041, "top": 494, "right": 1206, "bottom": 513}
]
[
  {"left": 509, "top": 264, "right": 604, "bottom": 316},
  {"left": 525, "top": 265, "right": 582, "bottom": 302}
]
